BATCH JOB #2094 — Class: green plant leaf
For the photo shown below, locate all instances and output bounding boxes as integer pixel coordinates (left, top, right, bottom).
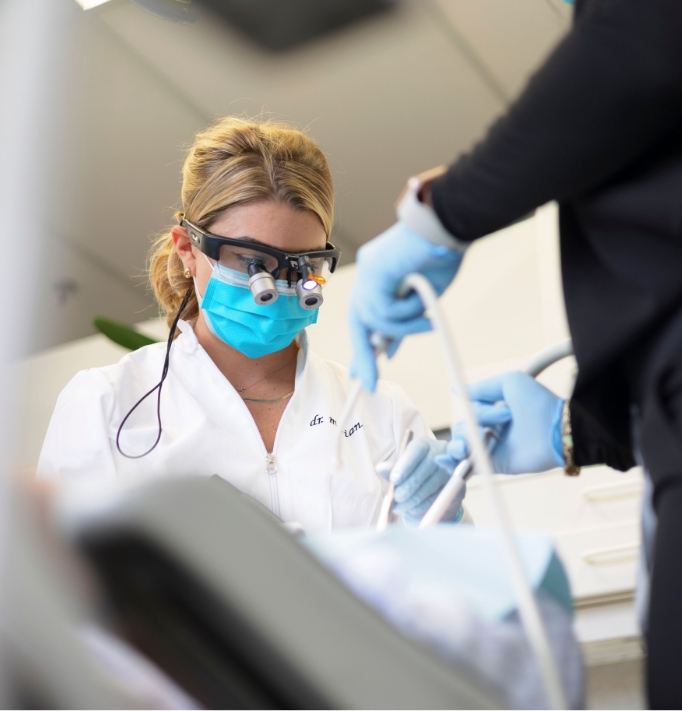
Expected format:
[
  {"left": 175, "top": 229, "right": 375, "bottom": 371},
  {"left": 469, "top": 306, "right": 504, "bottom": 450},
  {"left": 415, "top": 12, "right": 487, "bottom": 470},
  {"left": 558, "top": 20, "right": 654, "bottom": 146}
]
[{"left": 93, "top": 317, "right": 159, "bottom": 351}]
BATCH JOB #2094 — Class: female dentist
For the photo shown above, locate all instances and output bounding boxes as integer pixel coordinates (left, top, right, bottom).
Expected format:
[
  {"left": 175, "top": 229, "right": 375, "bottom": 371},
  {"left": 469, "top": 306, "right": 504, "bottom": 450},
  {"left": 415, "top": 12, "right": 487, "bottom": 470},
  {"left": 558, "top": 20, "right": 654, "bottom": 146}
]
[{"left": 38, "top": 116, "right": 464, "bottom": 531}]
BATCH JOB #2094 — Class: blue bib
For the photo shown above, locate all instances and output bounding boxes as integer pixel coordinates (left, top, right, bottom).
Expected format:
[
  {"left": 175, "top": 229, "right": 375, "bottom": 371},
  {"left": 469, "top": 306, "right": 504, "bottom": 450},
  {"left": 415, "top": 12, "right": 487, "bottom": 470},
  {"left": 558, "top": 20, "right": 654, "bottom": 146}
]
[{"left": 306, "top": 525, "right": 572, "bottom": 621}]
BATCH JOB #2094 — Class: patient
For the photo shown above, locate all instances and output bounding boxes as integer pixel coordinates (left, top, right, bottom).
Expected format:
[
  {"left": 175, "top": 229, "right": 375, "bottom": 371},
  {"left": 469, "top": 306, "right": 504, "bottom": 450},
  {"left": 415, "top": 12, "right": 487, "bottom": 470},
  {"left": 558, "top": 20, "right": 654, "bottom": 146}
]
[{"left": 38, "top": 116, "right": 465, "bottom": 531}]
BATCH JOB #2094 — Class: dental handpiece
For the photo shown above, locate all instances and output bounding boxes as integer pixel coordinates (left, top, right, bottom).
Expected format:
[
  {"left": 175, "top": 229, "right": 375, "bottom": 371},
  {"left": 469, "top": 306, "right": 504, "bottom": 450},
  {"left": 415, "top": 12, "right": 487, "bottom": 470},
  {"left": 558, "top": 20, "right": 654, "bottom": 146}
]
[
  {"left": 335, "top": 333, "right": 391, "bottom": 467},
  {"left": 418, "top": 427, "right": 498, "bottom": 528},
  {"left": 336, "top": 279, "right": 412, "bottom": 460}
]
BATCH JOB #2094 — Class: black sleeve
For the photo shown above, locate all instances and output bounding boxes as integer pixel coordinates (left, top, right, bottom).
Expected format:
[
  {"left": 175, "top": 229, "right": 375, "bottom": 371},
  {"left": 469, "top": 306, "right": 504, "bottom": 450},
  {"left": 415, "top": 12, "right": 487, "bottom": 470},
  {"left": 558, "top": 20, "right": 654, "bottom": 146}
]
[
  {"left": 430, "top": 0, "right": 682, "bottom": 241},
  {"left": 569, "top": 399, "right": 636, "bottom": 471}
]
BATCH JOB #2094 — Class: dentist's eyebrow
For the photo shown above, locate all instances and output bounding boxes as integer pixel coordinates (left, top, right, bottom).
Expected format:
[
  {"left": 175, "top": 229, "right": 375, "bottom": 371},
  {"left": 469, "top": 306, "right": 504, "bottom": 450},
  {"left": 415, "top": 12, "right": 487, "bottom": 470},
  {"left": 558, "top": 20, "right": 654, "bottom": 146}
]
[{"left": 223, "top": 235, "right": 268, "bottom": 246}]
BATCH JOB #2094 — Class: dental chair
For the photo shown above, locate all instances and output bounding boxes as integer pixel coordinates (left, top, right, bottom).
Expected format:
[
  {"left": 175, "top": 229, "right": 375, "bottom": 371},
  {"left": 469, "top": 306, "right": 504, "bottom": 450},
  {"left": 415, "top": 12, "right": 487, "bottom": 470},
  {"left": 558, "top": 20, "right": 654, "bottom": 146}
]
[{"left": 60, "top": 476, "right": 501, "bottom": 709}]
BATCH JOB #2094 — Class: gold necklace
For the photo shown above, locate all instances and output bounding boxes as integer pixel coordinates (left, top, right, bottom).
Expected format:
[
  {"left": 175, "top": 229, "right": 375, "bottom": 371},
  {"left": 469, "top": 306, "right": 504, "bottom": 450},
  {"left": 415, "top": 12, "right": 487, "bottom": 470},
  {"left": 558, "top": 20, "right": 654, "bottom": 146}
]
[{"left": 241, "top": 390, "right": 295, "bottom": 404}]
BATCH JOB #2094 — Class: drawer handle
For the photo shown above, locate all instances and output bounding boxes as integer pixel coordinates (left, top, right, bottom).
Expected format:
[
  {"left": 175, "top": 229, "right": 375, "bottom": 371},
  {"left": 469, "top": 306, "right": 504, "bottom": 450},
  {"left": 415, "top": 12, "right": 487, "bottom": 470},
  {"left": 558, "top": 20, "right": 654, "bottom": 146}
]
[
  {"left": 582, "top": 543, "right": 639, "bottom": 566},
  {"left": 582, "top": 480, "right": 642, "bottom": 502}
]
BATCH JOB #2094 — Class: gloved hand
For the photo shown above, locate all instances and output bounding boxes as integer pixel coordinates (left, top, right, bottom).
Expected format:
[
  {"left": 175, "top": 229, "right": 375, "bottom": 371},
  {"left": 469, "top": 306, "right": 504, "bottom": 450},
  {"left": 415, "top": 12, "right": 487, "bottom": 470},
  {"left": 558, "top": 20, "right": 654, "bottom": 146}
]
[
  {"left": 382, "top": 437, "right": 466, "bottom": 525},
  {"left": 439, "top": 372, "right": 565, "bottom": 474},
  {"left": 349, "top": 222, "right": 464, "bottom": 392}
]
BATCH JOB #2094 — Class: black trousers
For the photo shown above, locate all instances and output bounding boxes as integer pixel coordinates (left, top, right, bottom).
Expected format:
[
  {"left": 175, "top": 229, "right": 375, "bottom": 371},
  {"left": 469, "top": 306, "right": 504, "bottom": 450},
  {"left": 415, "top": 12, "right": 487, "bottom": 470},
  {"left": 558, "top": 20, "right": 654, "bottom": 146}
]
[{"left": 629, "top": 311, "right": 682, "bottom": 708}]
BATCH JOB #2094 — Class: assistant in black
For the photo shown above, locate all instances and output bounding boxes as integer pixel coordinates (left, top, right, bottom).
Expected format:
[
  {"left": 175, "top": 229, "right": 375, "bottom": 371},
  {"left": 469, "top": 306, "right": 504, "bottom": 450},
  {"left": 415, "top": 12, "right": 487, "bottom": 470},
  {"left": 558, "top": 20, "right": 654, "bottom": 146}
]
[{"left": 428, "top": 0, "right": 682, "bottom": 706}]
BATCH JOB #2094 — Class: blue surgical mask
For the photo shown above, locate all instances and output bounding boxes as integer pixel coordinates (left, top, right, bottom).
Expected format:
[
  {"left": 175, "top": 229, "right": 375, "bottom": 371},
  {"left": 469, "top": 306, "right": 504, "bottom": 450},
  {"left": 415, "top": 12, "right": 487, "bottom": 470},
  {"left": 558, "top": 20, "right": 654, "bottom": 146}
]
[{"left": 196, "top": 260, "right": 319, "bottom": 359}]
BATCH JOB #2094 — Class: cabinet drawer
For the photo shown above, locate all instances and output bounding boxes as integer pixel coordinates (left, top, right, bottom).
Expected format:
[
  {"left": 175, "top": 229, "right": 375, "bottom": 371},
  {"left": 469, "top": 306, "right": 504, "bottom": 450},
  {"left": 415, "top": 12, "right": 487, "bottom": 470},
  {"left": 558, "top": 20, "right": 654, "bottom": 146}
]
[
  {"left": 554, "top": 521, "right": 640, "bottom": 602},
  {"left": 465, "top": 466, "right": 643, "bottom": 533}
]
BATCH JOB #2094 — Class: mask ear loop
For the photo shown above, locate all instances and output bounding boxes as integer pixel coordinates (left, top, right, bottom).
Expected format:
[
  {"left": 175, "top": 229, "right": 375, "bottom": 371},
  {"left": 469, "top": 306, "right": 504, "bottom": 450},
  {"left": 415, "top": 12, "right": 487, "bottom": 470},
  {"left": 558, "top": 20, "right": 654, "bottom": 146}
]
[{"left": 116, "top": 287, "right": 193, "bottom": 459}]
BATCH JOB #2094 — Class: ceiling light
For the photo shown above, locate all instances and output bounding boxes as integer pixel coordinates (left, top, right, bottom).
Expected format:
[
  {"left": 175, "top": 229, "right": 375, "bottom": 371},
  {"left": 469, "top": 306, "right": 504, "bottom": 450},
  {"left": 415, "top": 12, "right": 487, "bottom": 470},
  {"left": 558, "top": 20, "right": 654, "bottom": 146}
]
[{"left": 73, "top": 0, "right": 115, "bottom": 9}]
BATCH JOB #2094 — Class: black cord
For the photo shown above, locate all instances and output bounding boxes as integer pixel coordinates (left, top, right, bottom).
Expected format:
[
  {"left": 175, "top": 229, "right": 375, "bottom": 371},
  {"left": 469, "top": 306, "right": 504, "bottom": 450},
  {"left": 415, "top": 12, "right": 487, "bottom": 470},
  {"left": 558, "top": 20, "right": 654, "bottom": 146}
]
[{"left": 116, "top": 288, "right": 193, "bottom": 459}]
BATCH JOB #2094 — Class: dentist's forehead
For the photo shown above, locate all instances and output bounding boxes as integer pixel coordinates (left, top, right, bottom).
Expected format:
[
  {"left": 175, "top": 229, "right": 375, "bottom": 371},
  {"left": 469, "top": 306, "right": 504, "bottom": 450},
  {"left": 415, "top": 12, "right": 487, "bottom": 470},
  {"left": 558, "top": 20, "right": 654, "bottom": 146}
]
[{"left": 209, "top": 201, "right": 326, "bottom": 252}]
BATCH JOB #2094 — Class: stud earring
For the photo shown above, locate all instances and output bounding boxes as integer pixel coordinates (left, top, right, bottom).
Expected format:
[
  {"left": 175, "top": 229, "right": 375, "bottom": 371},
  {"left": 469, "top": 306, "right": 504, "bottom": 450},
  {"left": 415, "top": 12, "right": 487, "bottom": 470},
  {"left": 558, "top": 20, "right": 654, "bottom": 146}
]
[{"left": 184, "top": 268, "right": 191, "bottom": 279}]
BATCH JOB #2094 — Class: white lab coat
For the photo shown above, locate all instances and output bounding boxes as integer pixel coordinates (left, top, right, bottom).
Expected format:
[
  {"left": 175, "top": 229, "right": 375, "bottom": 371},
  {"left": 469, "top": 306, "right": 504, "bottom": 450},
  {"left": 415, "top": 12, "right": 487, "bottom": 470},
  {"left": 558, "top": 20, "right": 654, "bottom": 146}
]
[{"left": 38, "top": 321, "right": 432, "bottom": 532}]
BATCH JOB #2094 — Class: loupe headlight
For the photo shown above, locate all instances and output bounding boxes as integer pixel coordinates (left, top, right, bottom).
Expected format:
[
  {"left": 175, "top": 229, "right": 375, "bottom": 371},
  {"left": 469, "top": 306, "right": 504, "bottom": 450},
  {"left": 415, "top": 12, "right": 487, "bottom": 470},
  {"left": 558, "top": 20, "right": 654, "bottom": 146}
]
[
  {"left": 248, "top": 261, "right": 278, "bottom": 305},
  {"left": 295, "top": 257, "right": 324, "bottom": 310}
]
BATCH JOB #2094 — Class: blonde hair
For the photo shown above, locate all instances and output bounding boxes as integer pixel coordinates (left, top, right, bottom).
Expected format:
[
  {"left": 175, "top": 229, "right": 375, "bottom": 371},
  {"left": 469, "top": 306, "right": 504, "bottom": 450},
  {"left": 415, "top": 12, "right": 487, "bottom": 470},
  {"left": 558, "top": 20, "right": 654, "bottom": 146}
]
[{"left": 148, "top": 116, "right": 334, "bottom": 327}]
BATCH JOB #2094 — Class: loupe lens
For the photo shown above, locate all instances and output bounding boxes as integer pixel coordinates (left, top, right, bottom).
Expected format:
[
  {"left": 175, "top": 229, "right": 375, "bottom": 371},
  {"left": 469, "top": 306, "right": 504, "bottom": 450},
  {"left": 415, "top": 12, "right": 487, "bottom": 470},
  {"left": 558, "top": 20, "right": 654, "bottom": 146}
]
[{"left": 249, "top": 269, "right": 278, "bottom": 305}]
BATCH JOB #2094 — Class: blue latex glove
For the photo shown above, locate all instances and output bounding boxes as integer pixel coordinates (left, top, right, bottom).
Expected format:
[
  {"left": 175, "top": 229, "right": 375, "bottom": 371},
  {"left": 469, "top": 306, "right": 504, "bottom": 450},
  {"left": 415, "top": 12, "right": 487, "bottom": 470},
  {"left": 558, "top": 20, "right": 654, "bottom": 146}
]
[
  {"left": 439, "top": 372, "right": 565, "bottom": 475},
  {"left": 433, "top": 405, "right": 512, "bottom": 472},
  {"left": 382, "top": 437, "right": 465, "bottom": 525},
  {"left": 349, "top": 222, "right": 464, "bottom": 392}
]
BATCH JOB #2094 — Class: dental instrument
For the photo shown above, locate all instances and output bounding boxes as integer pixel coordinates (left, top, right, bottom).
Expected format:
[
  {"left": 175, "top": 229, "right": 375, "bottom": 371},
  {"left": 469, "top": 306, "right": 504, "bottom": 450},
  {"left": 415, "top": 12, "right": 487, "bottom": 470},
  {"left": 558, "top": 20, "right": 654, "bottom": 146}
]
[
  {"left": 376, "top": 429, "right": 414, "bottom": 531},
  {"left": 375, "top": 470, "right": 393, "bottom": 533}
]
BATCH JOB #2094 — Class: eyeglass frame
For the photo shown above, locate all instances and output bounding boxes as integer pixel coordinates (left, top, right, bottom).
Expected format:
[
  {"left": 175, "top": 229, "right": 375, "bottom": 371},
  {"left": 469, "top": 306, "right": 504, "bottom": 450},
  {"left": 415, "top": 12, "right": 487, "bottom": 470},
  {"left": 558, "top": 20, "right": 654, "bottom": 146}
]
[{"left": 180, "top": 217, "right": 340, "bottom": 282}]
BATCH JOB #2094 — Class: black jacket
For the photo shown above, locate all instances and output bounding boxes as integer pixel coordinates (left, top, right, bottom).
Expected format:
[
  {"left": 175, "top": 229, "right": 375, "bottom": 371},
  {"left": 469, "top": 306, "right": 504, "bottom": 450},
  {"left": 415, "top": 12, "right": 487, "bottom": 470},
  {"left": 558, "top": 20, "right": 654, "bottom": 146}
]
[{"left": 430, "top": 0, "right": 682, "bottom": 472}]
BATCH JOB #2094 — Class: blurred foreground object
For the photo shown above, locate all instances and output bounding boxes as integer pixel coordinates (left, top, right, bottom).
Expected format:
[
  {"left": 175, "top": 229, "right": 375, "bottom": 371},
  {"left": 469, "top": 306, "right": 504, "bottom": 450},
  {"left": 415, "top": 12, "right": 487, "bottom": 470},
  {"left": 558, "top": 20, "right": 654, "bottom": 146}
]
[
  {"left": 59, "top": 476, "right": 499, "bottom": 708},
  {"left": 0, "top": 0, "right": 152, "bottom": 705},
  {"left": 3, "top": 485, "right": 179, "bottom": 708}
]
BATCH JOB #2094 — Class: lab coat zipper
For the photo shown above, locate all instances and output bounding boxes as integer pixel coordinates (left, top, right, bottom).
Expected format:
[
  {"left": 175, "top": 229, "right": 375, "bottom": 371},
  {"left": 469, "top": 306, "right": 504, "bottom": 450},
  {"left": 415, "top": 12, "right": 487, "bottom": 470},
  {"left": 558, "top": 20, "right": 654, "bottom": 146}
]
[
  {"left": 265, "top": 453, "right": 281, "bottom": 519},
  {"left": 267, "top": 390, "right": 298, "bottom": 523},
  {"left": 189, "top": 334, "right": 296, "bottom": 521}
]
